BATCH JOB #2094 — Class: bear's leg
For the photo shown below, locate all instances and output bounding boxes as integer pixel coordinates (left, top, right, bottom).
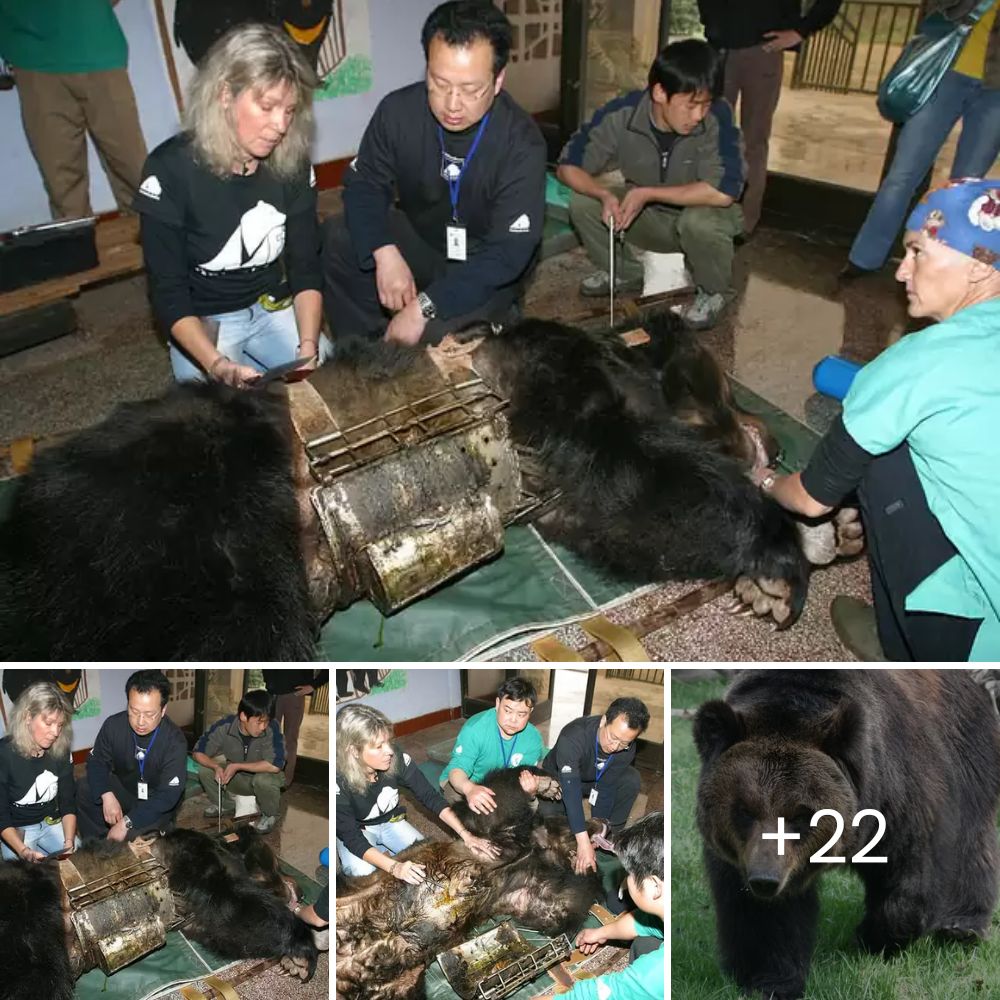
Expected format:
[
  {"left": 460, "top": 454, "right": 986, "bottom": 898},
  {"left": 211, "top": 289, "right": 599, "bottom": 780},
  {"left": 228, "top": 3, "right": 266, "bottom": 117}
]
[
  {"left": 856, "top": 862, "right": 931, "bottom": 956},
  {"left": 706, "top": 850, "right": 817, "bottom": 1000}
]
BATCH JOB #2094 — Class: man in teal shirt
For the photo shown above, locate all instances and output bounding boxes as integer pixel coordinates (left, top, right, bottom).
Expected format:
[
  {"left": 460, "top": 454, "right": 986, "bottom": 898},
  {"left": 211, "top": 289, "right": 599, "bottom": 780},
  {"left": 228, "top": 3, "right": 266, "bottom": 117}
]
[
  {"left": 440, "top": 677, "right": 546, "bottom": 813},
  {"left": 562, "top": 812, "right": 664, "bottom": 1000},
  {"left": 0, "top": 0, "right": 146, "bottom": 219},
  {"left": 758, "top": 178, "right": 1000, "bottom": 661}
]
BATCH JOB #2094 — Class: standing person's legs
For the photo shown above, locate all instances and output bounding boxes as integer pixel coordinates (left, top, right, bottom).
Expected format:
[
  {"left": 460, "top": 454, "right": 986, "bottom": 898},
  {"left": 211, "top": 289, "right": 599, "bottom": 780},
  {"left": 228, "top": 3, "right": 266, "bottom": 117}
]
[
  {"left": 725, "top": 47, "right": 783, "bottom": 234},
  {"left": 274, "top": 691, "right": 306, "bottom": 787},
  {"left": 857, "top": 443, "right": 982, "bottom": 660},
  {"left": 14, "top": 69, "right": 91, "bottom": 219},
  {"left": 849, "top": 71, "right": 973, "bottom": 270},
  {"left": 81, "top": 68, "right": 148, "bottom": 213},
  {"left": 950, "top": 83, "right": 1000, "bottom": 177}
]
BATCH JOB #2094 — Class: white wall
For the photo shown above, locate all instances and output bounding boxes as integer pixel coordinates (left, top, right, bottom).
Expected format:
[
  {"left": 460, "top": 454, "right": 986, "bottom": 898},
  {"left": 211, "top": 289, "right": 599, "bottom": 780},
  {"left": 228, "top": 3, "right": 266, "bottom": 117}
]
[
  {"left": 0, "top": 0, "right": 439, "bottom": 231},
  {"left": 338, "top": 668, "right": 461, "bottom": 725}
]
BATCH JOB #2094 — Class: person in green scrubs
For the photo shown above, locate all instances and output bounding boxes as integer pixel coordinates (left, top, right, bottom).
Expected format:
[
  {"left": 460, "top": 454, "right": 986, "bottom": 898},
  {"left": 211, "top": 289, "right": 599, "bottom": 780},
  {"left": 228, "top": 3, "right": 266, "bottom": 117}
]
[
  {"left": 758, "top": 177, "right": 1000, "bottom": 661},
  {"left": 440, "top": 676, "right": 546, "bottom": 812},
  {"left": 561, "top": 812, "right": 664, "bottom": 1000}
]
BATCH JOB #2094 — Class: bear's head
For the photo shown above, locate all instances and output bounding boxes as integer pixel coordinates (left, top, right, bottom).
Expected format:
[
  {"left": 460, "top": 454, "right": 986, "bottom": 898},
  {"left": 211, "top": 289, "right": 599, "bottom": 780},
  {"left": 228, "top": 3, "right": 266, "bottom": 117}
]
[{"left": 692, "top": 697, "right": 864, "bottom": 901}]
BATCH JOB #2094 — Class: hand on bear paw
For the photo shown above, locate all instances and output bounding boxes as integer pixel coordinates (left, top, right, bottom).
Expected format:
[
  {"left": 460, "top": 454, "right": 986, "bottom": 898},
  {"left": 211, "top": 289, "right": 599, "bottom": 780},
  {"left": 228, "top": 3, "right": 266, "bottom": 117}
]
[
  {"left": 796, "top": 507, "right": 865, "bottom": 566},
  {"left": 727, "top": 576, "right": 794, "bottom": 628}
]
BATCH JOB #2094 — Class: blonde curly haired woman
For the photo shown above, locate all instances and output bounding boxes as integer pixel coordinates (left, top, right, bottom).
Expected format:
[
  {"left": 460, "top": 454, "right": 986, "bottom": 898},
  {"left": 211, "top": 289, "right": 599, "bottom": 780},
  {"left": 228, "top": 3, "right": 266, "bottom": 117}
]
[
  {"left": 0, "top": 681, "right": 78, "bottom": 861},
  {"left": 335, "top": 703, "right": 499, "bottom": 883},
  {"left": 135, "top": 23, "right": 333, "bottom": 388}
]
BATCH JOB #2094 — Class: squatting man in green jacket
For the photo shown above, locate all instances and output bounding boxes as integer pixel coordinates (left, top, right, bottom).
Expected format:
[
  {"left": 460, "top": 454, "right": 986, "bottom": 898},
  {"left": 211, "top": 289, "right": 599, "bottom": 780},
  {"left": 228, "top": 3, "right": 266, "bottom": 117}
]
[
  {"left": 557, "top": 39, "right": 746, "bottom": 330},
  {"left": 192, "top": 688, "right": 286, "bottom": 834}
]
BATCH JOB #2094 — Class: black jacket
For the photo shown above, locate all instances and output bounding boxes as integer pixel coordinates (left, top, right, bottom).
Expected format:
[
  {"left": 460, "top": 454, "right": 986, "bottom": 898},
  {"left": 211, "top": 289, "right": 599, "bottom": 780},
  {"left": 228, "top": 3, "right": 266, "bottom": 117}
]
[
  {"left": 698, "top": 0, "right": 843, "bottom": 51},
  {"left": 540, "top": 715, "right": 637, "bottom": 836},
  {"left": 85, "top": 713, "right": 187, "bottom": 830},
  {"left": 342, "top": 82, "right": 546, "bottom": 320},
  {"left": 262, "top": 669, "right": 329, "bottom": 697}
]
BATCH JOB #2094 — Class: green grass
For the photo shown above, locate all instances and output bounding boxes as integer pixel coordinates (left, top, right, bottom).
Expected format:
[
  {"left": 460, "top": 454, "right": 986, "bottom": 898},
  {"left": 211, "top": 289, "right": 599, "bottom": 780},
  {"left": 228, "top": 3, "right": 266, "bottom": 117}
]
[{"left": 671, "top": 676, "right": 1000, "bottom": 1000}]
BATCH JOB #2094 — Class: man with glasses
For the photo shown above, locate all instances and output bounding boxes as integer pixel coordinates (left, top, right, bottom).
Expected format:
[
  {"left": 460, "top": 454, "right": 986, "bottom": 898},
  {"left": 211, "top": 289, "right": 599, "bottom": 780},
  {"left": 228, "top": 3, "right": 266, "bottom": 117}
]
[
  {"left": 322, "top": 0, "right": 546, "bottom": 345},
  {"left": 538, "top": 697, "right": 649, "bottom": 877},
  {"left": 76, "top": 670, "right": 187, "bottom": 841}
]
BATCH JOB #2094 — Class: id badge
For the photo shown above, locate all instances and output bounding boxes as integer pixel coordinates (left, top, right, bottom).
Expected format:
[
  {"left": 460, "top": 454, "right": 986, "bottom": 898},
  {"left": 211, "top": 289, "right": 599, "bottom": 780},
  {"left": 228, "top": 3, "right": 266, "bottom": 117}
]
[
  {"left": 137, "top": 782, "right": 148, "bottom": 800},
  {"left": 588, "top": 788, "right": 599, "bottom": 806},
  {"left": 446, "top": 224, "right": 467, "bottom": 261}
]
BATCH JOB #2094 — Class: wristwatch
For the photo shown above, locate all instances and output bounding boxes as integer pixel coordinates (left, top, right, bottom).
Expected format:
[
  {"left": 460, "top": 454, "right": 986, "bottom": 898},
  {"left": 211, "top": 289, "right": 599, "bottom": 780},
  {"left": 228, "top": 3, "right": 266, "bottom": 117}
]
[
  {"left": 123, "top": 815, "right": 133, "bottom": 830},
  {"left": 759, "top": 472, "right": 777, "bottom": 493},
  {"left": 416, "top": 291, "right": 437, "bottom": 320}
]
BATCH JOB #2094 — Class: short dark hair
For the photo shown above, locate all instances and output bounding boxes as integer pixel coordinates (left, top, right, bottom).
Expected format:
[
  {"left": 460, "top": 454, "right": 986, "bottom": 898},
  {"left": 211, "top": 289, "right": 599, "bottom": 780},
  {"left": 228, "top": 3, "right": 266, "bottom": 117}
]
[
  {"left": 125, "top": 670, "right": 170, "bottom": 707},
  {"left": 497, "top": 677, "right": 537, "bottom": 708},
  {"left": 239, "top": 689, "right": 275, "bottom": 720},
  {"left": 421, "top": 1, "right": 513, "bottom": 77},
  {"left": 616, "top": 812, "right": 663, "bottom": 883},
  {"left": 648, "top": 39, "right": 722, "bottom": 99},
  {"left": 606, "top": 697, "right": 650, "bottom": 734}
]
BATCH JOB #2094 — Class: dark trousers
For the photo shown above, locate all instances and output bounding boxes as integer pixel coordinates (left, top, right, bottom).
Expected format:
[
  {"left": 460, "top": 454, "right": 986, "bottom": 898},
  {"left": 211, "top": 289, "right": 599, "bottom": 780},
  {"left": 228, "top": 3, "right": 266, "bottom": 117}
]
[
  {"left": 321, "top": 210, "right": 525, "bottom": 343},
  {"left": 76, "top": 772, "right": 178, "bottom": 841},
  {"left": 537, "top": 766, "right": 642, "bottom": 830},
  {"left": 274, "top": 691, "right": 306, "bottom": 786},
  {"left": 859, "top": 442, "right": 982, "bottom": 661}
]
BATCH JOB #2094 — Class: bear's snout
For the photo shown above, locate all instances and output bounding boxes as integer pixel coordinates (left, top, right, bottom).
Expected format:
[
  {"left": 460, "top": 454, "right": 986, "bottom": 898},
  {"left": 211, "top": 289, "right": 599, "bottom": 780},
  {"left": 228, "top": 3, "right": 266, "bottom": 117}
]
[{"left": 747, "top": 873, "right": 782, "bottom": 899}]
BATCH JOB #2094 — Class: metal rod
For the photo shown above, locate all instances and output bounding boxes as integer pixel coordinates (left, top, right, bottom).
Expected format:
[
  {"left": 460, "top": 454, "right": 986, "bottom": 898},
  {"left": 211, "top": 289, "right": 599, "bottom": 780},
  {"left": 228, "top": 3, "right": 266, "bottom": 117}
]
[
  {"left": 218, "top": 776, "right": 222, "bottom": 835},
  {"left": 608, "top": 220, "right": 615, "bottom": 328}
]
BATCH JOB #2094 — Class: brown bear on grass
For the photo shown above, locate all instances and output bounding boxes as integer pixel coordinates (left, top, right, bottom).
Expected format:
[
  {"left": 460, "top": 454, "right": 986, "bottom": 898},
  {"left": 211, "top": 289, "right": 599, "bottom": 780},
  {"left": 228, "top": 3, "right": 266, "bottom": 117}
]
[{"left": 692, "top": 670, "right": 1000, "bottom": 1000}]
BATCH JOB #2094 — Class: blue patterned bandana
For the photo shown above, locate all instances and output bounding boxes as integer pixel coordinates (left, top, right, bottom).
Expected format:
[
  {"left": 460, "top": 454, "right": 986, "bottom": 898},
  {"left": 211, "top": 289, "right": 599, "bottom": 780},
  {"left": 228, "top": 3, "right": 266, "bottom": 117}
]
[{"left": 906, "top": 178, "right": 1000, "bottom": 270}]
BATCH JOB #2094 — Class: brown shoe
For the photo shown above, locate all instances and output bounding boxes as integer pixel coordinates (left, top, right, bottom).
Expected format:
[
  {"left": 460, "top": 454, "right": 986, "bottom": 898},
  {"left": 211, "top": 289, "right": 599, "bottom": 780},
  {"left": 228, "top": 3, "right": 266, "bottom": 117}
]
[{"left": 830, "top": 595, "right": 886, "bottom": 661}]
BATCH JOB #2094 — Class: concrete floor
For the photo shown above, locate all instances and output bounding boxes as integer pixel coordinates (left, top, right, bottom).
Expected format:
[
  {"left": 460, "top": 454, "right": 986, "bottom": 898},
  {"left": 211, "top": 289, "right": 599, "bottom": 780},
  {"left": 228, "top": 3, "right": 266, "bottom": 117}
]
[{"left": 0, "top": 202, "right": 901, "bottom": 659}]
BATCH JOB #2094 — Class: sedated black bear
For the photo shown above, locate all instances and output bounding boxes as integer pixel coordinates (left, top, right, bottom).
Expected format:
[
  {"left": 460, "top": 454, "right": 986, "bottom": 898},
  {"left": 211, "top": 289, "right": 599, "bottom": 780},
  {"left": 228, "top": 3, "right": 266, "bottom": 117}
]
[
  {"left": 0, "top": 313, "right": 845, "bottom": 659},
  {"left": 692, "top": 669, "right": 1000, "bottom": 1000},
  {"left": 335, "top": 765, "right": 603, "bottom": 1000},
  {"left": 0, "top": 828, "right": 318, "bottom": 1000}
]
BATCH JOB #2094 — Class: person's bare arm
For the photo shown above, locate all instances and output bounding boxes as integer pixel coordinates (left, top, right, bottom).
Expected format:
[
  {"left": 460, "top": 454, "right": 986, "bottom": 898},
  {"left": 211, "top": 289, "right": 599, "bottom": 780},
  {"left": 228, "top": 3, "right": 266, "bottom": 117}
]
[
  {"left": 758, "top": 469, "right": 834, "bottom": 518},
  {"left": 170, "top": 316, "right": 258, "bottom": 387},
  {"left": 291, "top": 289, "right": 323, "bottom": 364},
  {"left": 556, "top": 164, "right": 622, "bottom": 227}
]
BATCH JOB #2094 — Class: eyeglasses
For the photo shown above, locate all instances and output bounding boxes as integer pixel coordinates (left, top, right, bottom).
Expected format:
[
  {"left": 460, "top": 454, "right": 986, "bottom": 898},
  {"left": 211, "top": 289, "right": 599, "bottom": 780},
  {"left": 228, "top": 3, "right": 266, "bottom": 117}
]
[
  {"left": 606, "top": 736, "right": 633, "bottom": 750},
  {"left": 426, "top": 77, "right": 493, "bottom": 103},
  {"left": 128, "top": 709, "right": 162, "bottom": 722}
]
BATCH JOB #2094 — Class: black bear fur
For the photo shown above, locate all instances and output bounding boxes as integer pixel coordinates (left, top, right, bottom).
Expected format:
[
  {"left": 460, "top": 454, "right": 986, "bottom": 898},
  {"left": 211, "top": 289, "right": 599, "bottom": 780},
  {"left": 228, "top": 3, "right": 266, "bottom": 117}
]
[
  {"left": 0, "top": 383, "right": 316, "bottom": 660},
  {"left": 0, "top": 312, "right": 809, "bottom": 659},
  {"left": 0, "top": 828, "right": 318, "bottom": 999},
  {"left": 150, "top": 828, "right": 318, "bottom": 979},
  {"left": 692, "top": 669, "right": 1000, "bottom": 1000},
  {"left": 0, "top": 858, "right": 76, "bottom": 1000},
  {"left": 336, "top": 766, "right": 602, "bottom": 1000}
]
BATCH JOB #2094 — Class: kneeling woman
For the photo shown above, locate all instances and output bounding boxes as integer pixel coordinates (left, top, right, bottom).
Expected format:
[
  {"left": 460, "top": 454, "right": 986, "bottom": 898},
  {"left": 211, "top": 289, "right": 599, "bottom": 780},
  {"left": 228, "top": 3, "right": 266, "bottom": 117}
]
[
  {"left": 0, "top": 681, "right": 79, "bottom": 861},
  {"left": 760, "top": 178, "right": 1000, "bottom": 661},
  {"left": 135, "top": 23, "right": 332, "bottom": 388},
  {"left": 335, "top": 704, "right": 499, "bottom": 883}
]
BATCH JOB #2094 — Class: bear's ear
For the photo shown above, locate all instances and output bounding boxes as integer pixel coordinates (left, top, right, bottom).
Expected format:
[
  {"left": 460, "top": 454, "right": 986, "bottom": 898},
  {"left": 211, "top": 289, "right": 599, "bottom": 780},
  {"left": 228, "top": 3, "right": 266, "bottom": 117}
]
[
  {"left": 692, "top": 700, "right": 745, "bottom": 762},
  {"left": 819, "top": 699, "right": 865, "bottom": 787}
]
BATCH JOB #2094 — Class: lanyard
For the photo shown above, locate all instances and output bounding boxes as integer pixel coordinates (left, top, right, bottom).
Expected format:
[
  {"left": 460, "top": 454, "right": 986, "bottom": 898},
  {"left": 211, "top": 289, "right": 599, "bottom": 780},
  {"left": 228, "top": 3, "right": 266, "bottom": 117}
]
[
  {"left": 498, "top": 725, "right": 518, "bottom": 768},
  {"left": 594, "top": 730, "right": 610, "bottom": 784},
  {"left": 438, "top": 112, "right": 491, "bottom": 223},
  {"left": 132, "top": 725, "right": 159, "bottom": 783}
]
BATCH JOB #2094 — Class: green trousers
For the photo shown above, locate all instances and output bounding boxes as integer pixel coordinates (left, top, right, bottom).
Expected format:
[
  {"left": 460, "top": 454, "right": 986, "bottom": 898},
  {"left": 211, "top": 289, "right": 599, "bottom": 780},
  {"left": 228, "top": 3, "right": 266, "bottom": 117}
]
[
  {"left": 568, "top": 187, "right": 743, "bottom": 295},
  {"left": 197, "top": 762, "right": 284, "bottom": 817}
]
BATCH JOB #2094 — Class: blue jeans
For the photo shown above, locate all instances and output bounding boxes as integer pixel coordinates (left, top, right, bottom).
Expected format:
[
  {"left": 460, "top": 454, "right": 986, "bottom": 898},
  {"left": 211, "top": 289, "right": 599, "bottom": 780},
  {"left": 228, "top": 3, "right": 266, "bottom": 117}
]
[
  {"left": 1, "top": 818, "right": 79, "bottom": 860},
  {"left": 850, "top": 71, "right": 1000, "bottom": 270},
  {"left": 336, "top": 817, "right": 423, "bottom": 876},
  {"left": 169, "top": 299, "right": 334, "bottom": 382}
]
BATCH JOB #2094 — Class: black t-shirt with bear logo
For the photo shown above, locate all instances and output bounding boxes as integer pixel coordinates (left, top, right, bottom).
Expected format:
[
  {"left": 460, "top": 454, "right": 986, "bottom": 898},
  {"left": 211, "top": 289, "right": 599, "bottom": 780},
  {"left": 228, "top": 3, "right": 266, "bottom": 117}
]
[{"left": 133, "top": 133, "right": 322, "bottom": 332}]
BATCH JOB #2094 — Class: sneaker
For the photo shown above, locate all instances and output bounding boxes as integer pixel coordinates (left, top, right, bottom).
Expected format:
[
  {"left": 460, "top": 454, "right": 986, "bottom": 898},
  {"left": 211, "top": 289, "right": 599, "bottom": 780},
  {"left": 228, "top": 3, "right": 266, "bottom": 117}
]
[
  {"left": 830, "top": 595, "right": 886, "bottom": 661},
  {"left": 579, "top": 270, "right": 643, "bottom": 298},
  {"left": 253, "top": 814, "right": 278, "bottom": 834},
  {"left": 672, "top": 289, "right": 728, "bottom": 330},
  {"left": 203, "top": 803, "right": 236, "bottom": 817}
]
